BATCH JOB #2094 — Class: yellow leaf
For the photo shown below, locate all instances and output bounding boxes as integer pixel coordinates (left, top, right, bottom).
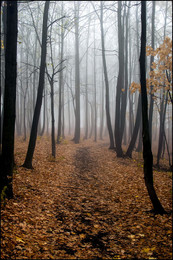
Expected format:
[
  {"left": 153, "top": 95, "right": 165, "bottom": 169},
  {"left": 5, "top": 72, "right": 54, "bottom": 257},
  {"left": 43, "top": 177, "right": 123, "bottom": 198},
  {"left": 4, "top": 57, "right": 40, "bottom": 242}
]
[
  {"left": 94, "top": 224, "right": 99, "bottom": 229},
  {"left": 128, "top": 234, "right": 135, "bottom": 239},
  {"left": 79, "top": 233, "right": 86, "bottom": 239},
  {"left": 142, "top": 247, "right": 156, "bottom": 253},
  {"left": 16, "top": 237, "right": 25, "bottom": 243}
]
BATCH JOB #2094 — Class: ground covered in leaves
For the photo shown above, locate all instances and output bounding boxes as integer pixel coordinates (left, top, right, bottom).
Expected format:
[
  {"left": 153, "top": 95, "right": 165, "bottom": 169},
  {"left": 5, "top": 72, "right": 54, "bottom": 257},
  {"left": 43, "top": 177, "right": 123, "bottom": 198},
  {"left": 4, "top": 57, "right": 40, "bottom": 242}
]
[{"left": 1, "top": 136, "right": 172, "bottom": 259}]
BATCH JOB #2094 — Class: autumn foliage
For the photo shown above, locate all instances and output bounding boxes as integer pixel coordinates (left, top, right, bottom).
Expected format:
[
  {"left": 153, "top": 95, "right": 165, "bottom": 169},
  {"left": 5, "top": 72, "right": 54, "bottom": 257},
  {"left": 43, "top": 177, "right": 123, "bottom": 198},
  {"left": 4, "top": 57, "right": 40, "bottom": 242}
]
[{"left": 130, "top": 36, "right": 172, "bottom": 100}]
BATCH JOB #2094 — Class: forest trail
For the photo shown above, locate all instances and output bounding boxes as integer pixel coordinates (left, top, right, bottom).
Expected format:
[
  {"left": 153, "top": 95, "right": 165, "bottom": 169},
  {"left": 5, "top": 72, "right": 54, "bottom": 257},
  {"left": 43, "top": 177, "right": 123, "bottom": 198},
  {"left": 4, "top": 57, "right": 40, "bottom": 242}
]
[{"left": 1, "top": 137, "right": 172, "bottom": 259}]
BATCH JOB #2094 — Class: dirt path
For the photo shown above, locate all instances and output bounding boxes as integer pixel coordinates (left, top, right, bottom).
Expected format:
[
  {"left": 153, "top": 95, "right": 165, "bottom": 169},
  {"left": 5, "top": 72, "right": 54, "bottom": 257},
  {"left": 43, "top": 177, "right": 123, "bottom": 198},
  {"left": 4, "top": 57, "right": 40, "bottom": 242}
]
[{"left": 1, "top": 138, "right": 172, "bottom": 259}]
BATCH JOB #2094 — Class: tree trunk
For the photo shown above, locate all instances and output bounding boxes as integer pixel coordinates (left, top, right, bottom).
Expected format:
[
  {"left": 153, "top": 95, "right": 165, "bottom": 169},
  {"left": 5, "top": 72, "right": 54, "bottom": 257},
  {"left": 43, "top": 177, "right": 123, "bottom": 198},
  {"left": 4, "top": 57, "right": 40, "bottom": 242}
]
[
  {"left": 0, "top": 1, "right": 2, "bottom": 154},
  {"left": 73, "top": 1, "right": 80, "bottom": 144},
  {"left": 148, "top": 1, "right": 155, "bottom": 142},
  {"left": 50, "top": 80, "right": 55, "bottom": 158},
  {"left": 140, "top": 1, "right": 166, "bottom": 215},
  {"left": 0, "top": 1, "right": 17, "bottom": 198},
  {"left": 40, "top": 84, "right": 46, "bottom": 136},
  {"left": 120, "top": 3, "right": 128, "bottom": 144},
  {"left": 100, "top": 70, "right": 104, "bottom": 140},
  {"left": 23, "top": 1, "right": 50, "bottom": 169},
  {"left": 84, "top": 18, "right": 90, "bottom": 140},
  {"left": 114, "top": 1, "right": 124, "bottom": 156},
  {"left": 126, "top": 94, "right": 141, "bottom": 157},
  {"left": 156, "top": 90, "right": 168, "bottom": 166},
  {"left": 57, "top": 3, "right": 64, "bottom": 143},
  {"left": 93, "top": 20, "right": 97, "bottom": 142},
  {"left": 100, "top": 1, "right": 114, "bottom": 149}
]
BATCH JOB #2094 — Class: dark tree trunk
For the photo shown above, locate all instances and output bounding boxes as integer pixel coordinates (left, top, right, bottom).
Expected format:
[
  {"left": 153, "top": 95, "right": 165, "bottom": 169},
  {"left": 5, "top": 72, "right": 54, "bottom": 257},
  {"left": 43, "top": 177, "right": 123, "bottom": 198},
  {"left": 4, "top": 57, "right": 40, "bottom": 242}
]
[
  {"left": 126, "top": 94, "right": 141, "bottom": 157},
  {"left": 0, "top": 1, "right": 2, "bottom": 154},
  {"left": 136, "top": 121, "right": 142, "bottom": 152},
  {"left": 156, "top": 90, "right": 168, "bottom": 166},
  {"left": 120, "top": 3, "right": 129, "bottom": 144},
  {"left": 148, "top": 1, "right": 155, "bottom": 142},
  {"left": 114, "top": 1, "right": 124, "bottom": 156},
  {"left": 100, "top": 1, "right": 114, "bottom": 149},
  {"left": 93, "top": 20, "right": 97, "bottom": 143},
  {"left": 40, "top": 86, "right": 46, "bottom": 136},
  {"left": 23, "top": 1, "right": 50, "bottom": 169},
  {"left": 140, "top": 1, "right": 166, "bottom": 215},
  {"left": 0, "top": 1, "right": 17, "bottom": 198},
  {"left": 50, "top": 80, "right": 55, "bottom": 158}
]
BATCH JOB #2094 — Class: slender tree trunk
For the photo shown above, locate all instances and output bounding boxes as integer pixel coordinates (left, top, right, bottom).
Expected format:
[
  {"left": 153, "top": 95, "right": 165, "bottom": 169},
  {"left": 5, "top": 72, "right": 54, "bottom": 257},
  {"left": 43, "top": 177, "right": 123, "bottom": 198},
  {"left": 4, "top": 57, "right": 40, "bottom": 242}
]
[
  {"left": 67, "top": 82, "right": 71, "bottom": 136},
  {"left": 50, "top": 79, "right": 55, "bottom": 158},
  {"left": 136, "top": 121, "right": 142, "bottom": 152},
  {"left": 73, "top": 1, "right": 80, "bottom": 144},
  {"left": 121, "top": 3, "right": 129, "bottom": 144},
  {"left": 157, "top": 90, "right": 168, "bottom": 166},
  {"left": 40, "top": 83, "right": 46, "bottom": 136},
  {"left": 89, "top": 103, "right": 94, "bottom": 139},
  {"left": 100, "top": 70, "right": 104, "bottom": 140},
  {"left": 84, "top": 18, "right": 90, "bottom": 140},
  {"left": 23, "top": 1, "right": 50, "bottom": 169},
  {"left": 126, "top": 94, "right": 141, "bottom": 157},
  {"left": 93, "top": 20, "right": 97, "bottom": 142},
  {"left": 23, "top": 95, "right": 27, "bottom": 141},
  {"left": 100, "top": 1, "right": 114, "bottom": 149},
  {"left": 148, "top": 1, "right": 155, "bottom": 142},
  {"left": 57, "top": 3, "right": 64, "bottom": 143},
  {"left": 0, "top": 1, "right": 2, "bottom": 154},
  {"left": 0, "top": 1, "right": 17, "bottom": 198},
  {"left": 115, "top": 1, "right": 124, "bottom": 156},
  {"left": 140, "top": 1, "right": 166, "bottom": 215}
]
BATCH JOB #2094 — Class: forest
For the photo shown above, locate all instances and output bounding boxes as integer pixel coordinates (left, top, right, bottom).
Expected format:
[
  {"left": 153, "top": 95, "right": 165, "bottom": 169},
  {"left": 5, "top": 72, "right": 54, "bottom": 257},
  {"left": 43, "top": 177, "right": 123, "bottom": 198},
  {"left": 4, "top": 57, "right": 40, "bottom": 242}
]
[{"left": 0, "top": 1, "right": 172, "bottom": 259}]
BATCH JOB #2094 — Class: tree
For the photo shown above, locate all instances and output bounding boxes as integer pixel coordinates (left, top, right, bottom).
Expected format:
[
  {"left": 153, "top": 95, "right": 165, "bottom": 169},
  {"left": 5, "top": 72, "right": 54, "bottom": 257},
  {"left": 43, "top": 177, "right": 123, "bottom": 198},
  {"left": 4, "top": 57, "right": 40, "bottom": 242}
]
[
  {"left": 0, "top": 1, "right": 17, "bottom": 198},
  {"left": 73, "top": 1, "right": 80, "bottom": 144},
  {"left": 114, "top": 1, "right": 124, "bottom": 156},
  {"left": 129, "top": 36, "right": 172, "bottom": 160},
  {"left": 100, "top": 1, "right": 114, "bottom": 149},
  {"left": 148, "top": 1, "right": 156, "bottom": 141},
  {"left": 23, "top": 1, "right": 50, "bottom": 169},
  {"left": 140, "top": 1, "right": 166, "bottom": 215},
  {"left": 57, "top": 2, "right": 65, "bottom": 144}
]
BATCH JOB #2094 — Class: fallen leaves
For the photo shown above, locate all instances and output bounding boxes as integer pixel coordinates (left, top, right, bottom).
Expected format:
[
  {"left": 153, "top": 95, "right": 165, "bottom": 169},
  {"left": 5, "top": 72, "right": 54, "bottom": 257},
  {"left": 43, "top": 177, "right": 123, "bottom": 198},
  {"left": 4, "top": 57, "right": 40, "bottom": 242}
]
[{"left": 1, "top": 137, "right": 172, "bottom": 259}]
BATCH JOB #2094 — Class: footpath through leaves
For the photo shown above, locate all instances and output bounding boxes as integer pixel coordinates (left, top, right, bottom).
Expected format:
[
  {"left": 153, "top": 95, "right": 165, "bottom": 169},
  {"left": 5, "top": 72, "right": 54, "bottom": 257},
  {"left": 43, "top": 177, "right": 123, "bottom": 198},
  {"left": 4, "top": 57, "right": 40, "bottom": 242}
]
[{"left": 1, "top": 137, "right": 172, "bottom": 259}]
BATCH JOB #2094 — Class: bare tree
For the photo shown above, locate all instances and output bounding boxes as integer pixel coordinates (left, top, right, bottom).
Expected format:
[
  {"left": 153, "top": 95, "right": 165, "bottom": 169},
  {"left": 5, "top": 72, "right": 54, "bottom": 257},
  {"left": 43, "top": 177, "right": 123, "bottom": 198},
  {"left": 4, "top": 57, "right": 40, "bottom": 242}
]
[
  {"left": 140, "top": 1, "right": 166, "bottom": 215},
  {"left": 23, "top": 1, "right": 50, "bottom": 169},
  {"left": 0, "top": 1, "right": 17, "bottom": 198}
]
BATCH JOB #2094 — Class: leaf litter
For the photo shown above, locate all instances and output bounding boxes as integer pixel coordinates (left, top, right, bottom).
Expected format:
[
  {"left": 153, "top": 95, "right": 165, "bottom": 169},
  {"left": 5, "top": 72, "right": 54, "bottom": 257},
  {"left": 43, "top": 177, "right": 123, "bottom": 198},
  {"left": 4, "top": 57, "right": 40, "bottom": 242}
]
[{"left": 1, "top": 136, "right": 172, "bottom": 259}]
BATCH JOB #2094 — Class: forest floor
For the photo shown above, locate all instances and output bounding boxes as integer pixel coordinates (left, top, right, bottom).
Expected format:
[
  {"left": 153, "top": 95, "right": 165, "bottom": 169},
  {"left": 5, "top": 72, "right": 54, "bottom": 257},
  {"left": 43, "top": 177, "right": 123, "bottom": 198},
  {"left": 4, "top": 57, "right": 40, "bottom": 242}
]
[{"left": 1, "top": 136, "right": 172, "bottom": 259}]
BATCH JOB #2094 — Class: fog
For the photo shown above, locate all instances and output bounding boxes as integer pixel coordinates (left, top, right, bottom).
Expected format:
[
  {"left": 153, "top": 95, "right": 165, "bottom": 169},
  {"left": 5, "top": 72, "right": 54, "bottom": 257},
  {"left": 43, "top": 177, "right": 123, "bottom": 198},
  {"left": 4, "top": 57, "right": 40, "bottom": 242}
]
[{"left": 1, "top": 1, "right": 172, "bottom": 160}]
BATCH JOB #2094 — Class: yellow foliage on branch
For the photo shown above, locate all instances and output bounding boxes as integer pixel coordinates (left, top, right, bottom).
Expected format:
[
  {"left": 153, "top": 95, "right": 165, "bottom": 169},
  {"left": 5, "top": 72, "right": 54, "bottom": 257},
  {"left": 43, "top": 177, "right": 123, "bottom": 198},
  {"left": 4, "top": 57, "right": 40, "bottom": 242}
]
[{"left": 130, "top": 37, "right": 172, "bottom": 100}]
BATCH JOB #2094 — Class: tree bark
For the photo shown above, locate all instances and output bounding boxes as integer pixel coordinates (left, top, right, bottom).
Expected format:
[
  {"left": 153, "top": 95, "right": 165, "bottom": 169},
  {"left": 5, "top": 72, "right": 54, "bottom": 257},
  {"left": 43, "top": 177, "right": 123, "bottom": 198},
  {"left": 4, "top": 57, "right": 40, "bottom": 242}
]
[
  {"left": 114, "top": 1, "right": 124, "bottom": 156},
  {"left": 100, "top": 1, "right": 114, "bottom": 149},
  {"left": 73, "top": 1, "right": 80, "bottom": 144},
  {"left": 57, "top": 3, "right": 64, "bottom": 144},
  {"left": 84, "top": 18, "right": 90, "bottom": 140},
  {"left": 126, "top": 94, "right": 141, "bottom": 157},
  {"left": 148, "top": 1, "right": 155, "bottom": 142},
  {"left": 0, "top": 1, "right": 17, "bottom": 198},
  {"left": 23, "top": 1, "right": 50, "bottom": 169},
  {"left": 140, "top": 1, "right": 166, "bottom": 215},
  {"left": 50, "top": 79, "right": 55, "bottom": 158}
]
